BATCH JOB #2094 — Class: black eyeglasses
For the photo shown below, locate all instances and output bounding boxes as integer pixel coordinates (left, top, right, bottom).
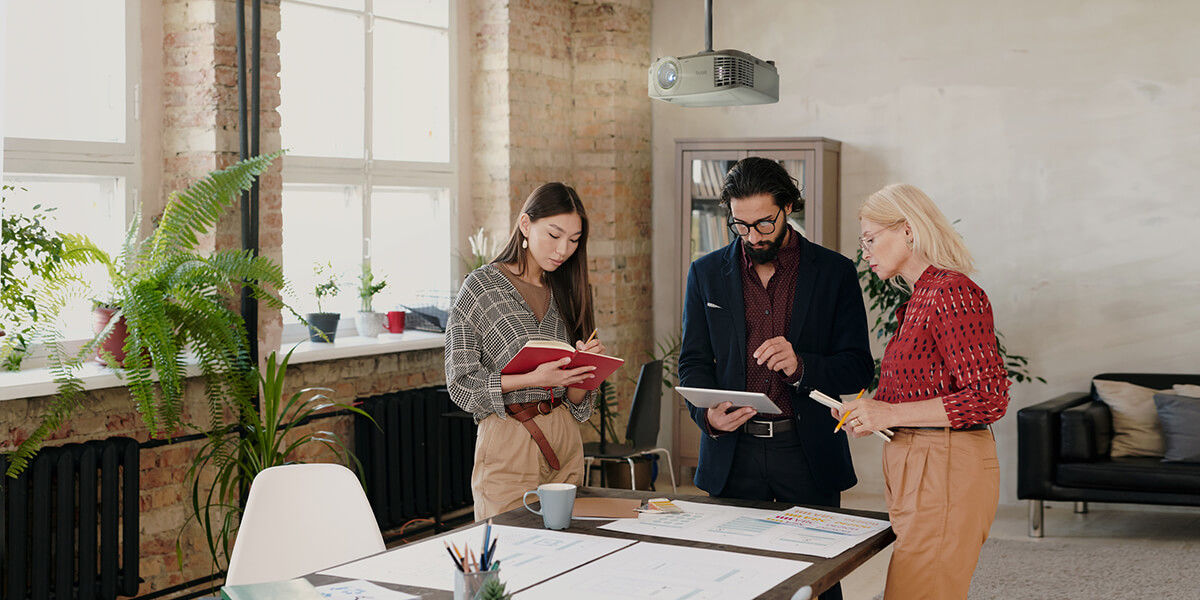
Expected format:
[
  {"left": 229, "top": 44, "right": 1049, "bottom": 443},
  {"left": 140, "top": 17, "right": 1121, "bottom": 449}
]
[{"left": 728, "top": 207, "right": 784, "bottom": 237}]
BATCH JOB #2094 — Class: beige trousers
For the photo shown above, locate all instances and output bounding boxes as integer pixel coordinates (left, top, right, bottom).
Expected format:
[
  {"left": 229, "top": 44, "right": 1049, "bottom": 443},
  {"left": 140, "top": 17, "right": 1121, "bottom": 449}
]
[
  {"left": 883, "top": 428, "right": 999, "bottom": 600},
  {"left": 470, "top": 404, "right": 584, "bottom": 521}
]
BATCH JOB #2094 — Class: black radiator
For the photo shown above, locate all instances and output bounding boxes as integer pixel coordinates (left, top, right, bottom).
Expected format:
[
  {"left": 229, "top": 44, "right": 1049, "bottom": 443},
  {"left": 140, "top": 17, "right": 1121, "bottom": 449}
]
[
  {"left": 1, "top": 437, "right": 140, "bottom": 600},
  {"left": 355, "top": 387, "right": 475, "bottom": 530}
]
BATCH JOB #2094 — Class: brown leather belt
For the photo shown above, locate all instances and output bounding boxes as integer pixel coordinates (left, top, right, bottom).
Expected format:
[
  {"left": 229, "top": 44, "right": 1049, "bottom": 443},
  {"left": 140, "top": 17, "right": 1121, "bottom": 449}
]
[{"left": 504, "top": 398, "right": 565, "bottom": 470}]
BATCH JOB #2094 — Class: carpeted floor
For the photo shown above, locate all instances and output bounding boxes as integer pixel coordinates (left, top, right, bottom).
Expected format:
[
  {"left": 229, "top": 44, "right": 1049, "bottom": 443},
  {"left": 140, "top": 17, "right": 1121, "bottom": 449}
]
[{"left": 965, "top": 534, "right": 1200, "bottom": 600}]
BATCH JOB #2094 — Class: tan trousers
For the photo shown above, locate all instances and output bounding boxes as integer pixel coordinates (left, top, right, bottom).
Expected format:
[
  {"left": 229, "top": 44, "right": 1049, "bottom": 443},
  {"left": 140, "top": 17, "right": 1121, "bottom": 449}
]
[
  {"left": 882, "top": 428, "right": 999, "bottom": 600},
  {"left": 470, "top": 404, "right": 584, "bottom": 521}
]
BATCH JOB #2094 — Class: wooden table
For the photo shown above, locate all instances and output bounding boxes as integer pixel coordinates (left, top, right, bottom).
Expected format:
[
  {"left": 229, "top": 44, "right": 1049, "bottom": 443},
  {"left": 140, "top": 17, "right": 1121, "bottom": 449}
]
[{"left": 304, "top": 487, "right": 895, "bottom": 599}]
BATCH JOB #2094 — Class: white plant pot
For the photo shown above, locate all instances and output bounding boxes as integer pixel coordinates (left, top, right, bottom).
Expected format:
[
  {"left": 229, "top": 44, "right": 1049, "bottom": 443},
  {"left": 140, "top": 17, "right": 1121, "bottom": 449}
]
[{"left": 355, "top": 311, "right": 386, "bottom": 338}]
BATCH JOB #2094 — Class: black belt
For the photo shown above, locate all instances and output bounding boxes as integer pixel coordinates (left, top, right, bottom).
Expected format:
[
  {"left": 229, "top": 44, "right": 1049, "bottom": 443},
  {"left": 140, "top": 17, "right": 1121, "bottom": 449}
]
[
  {"left": 741, "top": 418, "right": 795, "bottom": 438},
  {"left": 903, "top": 424, "right": 989, "bottom": 432}
]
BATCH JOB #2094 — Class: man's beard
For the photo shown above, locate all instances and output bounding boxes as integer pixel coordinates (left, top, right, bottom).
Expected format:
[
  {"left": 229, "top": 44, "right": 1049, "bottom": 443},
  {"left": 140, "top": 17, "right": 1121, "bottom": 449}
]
[{"left": 744, "top": 230, "right": 787, "bottom": 264}]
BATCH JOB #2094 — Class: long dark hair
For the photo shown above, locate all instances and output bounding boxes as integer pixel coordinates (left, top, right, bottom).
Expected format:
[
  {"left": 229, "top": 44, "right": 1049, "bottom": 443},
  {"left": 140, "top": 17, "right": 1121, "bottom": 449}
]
[{"left": 492, "top": 182, "right": 595, "bottom": 341}]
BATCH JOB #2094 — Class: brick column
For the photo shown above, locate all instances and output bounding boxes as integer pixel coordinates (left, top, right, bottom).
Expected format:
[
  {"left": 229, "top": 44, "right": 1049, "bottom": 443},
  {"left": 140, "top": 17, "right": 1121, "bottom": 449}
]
[
  {"left": 163, "top": 0, "right": 283, "bottom": 362},
  {"left": 468, "top": 0, "right": 653, "bottom": 430}
]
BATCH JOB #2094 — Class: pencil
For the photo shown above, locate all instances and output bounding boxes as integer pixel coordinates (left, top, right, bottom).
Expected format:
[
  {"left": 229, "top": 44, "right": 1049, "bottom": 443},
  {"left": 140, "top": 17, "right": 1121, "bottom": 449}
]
[
  {"left": 834, "top": 389, "right": 867, "bottom": 433},
  {"left": 584, "top": 328, "right": 598, "bottom": 345},
  {"left": 444, "top": 542, "right": 464, "bottom": 572},
  {"left": 833, "top": 407, "right": 855, "bottom": 433}
]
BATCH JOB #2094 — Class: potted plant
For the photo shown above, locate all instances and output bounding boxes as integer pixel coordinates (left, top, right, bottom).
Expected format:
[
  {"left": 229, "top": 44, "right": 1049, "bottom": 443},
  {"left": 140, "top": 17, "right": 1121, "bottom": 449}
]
[
  {"left": 0, "top": 186, "right": 67, "bottom": 371},
  {"left": 4, "top": 151, "right": 291, "bottom": 478},
  {"left": 179, "top": 347, "right": 373, "bottom": 571},
  {"left": 354, "top": 263, "right": 388, "bottom": 338},
  {"left": 307, "top": 261, "right": 342, "bottom": 343}
]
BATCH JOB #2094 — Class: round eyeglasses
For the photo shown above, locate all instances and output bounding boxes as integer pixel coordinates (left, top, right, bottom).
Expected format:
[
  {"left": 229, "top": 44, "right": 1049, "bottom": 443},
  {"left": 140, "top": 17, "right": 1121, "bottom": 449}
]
[
  {"left": 859, "top": 224, "right": 898, "bottom": 254},
  {"left": 728, "top": 207, "right": 784, "bottom": 237}
]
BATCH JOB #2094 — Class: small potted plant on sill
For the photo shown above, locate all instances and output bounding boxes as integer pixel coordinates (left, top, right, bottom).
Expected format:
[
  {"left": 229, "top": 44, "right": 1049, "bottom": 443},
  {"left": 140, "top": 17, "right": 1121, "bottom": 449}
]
[
  {"left": 354, "top": 263, "right": 388, "bottom": 338},
  {"left": 306, "top": 261, "right": 342, "bottom": 343}
]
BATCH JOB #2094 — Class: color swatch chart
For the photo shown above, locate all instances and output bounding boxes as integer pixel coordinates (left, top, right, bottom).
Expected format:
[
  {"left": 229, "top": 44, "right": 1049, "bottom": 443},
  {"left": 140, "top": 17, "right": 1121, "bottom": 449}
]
[{"left": 763, "top": 506, "right": 891, "bottom": 536}]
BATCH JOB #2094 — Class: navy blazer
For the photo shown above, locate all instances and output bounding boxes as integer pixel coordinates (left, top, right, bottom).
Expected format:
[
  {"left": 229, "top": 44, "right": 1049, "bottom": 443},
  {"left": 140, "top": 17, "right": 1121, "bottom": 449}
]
[{"left": 679, "top": 234, "right": 874, "bottom": 496}]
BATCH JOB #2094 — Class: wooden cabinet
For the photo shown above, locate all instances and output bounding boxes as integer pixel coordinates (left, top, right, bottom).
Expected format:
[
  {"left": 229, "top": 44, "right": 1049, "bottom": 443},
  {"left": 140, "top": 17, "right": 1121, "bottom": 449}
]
[{"left": 668, "top": 138, "right": 841, "bottom": 483}]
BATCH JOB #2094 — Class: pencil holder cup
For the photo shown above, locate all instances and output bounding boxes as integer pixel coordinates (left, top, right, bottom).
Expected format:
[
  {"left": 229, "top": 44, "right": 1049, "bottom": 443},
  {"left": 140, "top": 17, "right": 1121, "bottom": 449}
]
[{"left": 453, "top": 567, "right": 500, "bottom": 600}]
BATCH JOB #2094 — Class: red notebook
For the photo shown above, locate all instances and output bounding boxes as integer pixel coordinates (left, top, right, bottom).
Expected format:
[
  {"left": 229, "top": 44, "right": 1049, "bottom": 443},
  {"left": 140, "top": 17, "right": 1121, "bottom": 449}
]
[{"left": 501, "top": 340, "right": 625, "bottom": 391}]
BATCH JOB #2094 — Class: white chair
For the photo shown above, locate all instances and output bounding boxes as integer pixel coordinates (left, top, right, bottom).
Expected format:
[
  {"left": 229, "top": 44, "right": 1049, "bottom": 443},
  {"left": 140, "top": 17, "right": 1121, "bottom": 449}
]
[{"left": 224, "top": 463, "right": 385, "bottom": 585}]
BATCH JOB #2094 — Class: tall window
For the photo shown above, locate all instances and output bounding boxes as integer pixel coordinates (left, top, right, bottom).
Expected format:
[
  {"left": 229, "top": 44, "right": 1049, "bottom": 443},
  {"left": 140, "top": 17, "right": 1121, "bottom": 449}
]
[
  {"left": 3, "top": 0, "right": 139, "bottom": 342},
  {"left": 279, "top": 0, "right": 454, "bottom": 338}
]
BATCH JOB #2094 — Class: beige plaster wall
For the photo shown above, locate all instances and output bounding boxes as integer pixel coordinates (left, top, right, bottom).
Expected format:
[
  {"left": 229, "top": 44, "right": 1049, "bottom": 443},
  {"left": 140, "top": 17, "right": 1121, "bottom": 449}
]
[{"left": 651, "top": 0, "right": 1200, "bottom": 503}]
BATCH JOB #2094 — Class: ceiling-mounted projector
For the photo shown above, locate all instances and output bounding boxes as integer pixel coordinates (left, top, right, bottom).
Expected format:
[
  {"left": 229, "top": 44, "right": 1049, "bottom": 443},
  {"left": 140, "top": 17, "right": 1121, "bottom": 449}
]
[{"left": 649, "top": 1, "right": 778, "bottom": 107}]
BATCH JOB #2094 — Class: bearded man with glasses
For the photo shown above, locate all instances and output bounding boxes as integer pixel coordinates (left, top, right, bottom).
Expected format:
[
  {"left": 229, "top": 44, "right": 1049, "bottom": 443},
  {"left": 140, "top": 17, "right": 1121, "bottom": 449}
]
[{"left": 678, "top": 157, "right": 873, "bottom": 600}]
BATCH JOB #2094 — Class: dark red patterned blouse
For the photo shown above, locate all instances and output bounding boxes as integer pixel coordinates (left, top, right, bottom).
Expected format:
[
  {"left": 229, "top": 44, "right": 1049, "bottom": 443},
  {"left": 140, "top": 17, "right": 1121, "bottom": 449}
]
[{"left": 874, "top": 266, "right": 1010, "bottom": 428}]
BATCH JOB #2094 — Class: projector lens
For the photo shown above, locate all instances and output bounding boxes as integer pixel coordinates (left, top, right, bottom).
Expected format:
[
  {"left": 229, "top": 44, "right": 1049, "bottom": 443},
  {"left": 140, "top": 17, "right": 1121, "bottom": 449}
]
[{"left": 656, "top": 61, "right": 678, "bottom": 89}]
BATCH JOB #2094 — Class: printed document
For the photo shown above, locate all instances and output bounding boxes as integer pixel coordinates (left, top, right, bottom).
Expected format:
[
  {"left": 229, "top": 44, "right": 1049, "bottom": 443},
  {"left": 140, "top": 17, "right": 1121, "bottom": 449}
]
[
  {"left": 599, "top": 500, "right": 888, "bottom": 558},
  {"left": 518, "top": 541, "right": 811, "bottom": 600},
  {"left": 319, "top": 524, "right": 634, "bottom": 591}
]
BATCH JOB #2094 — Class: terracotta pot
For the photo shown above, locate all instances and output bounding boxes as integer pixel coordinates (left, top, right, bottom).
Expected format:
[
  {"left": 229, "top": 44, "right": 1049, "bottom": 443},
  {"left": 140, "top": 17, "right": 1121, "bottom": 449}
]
[{"left": 92, "top": 306, "right": 130, "bottom": 366}]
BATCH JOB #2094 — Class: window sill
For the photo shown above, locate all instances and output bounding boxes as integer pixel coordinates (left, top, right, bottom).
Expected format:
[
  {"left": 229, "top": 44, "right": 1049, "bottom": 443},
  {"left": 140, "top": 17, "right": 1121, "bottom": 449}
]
[
  {"left": 0, "top": 331, "right": 445, "bottom": 402},
  {"left": 284, "top": 331, "right": 444, "bottom": 364}
]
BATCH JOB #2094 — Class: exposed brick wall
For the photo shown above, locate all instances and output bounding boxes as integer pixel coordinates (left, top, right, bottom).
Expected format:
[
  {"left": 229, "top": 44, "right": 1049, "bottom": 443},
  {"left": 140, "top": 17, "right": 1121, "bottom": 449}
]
[
  {"left": 0, "top": 347, "right": 445, "bottom": 596},
  {"left": 469, "top": 0, "right": 654, "bottom": 434}
]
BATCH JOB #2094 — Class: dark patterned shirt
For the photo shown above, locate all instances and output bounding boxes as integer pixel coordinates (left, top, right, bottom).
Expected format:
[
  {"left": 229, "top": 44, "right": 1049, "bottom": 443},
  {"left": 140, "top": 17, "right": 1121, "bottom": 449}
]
[
  {"left": 874, "top": 266, "right": 1010, "bottom": 428},
  {"left": 445, "top": 264, "right": 595, "bottom": 423},
  {"left": 740, "top": 227, "right": 804, "bottom": 419}
]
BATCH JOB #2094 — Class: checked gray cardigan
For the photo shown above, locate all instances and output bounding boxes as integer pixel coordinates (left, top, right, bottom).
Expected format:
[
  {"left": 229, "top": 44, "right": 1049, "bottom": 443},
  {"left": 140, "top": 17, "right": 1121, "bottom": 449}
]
[{"left": 444, "top": 264, "right": 596, "bottom": 424}]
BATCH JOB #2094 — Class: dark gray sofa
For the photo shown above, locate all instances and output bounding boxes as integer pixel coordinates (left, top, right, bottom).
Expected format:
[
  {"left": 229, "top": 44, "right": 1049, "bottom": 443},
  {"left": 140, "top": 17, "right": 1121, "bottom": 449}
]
[{"left": 1016, "top": 372, "right": 1200, "bottom": 537}]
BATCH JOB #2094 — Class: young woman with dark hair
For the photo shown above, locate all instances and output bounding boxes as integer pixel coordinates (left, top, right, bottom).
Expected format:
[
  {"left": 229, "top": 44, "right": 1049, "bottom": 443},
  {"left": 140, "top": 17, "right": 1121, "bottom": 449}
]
[{"left": 445, "top": 182, "right": 604, "bottom": 520}]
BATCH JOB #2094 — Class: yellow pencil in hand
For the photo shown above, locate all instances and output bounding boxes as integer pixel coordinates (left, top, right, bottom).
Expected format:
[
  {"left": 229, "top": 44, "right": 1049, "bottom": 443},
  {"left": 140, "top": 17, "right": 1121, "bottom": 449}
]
[{"left": 834, "top": 407, "right": 855, "bottom": 433}]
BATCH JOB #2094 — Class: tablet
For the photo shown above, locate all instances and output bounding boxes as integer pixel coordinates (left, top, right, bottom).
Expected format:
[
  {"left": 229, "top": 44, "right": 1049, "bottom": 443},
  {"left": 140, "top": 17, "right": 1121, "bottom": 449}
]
[{"left": 674, "top": 386, "right": 783, "bottom": 415}]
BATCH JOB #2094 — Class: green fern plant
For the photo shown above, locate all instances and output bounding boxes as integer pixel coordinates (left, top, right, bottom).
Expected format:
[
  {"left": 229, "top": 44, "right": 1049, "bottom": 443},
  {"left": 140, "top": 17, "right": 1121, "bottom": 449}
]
[
  {"left": 179, "top": 346, "right": 373, "bottom": 571},
  {"left": 4, "top": 151, "right": 291, "bottom": 478}
]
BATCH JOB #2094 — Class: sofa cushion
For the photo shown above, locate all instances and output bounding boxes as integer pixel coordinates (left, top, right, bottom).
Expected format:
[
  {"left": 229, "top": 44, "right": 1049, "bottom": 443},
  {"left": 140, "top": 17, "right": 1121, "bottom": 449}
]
[
  {"left": 1092, "top": 379, "right": 1164, "bottom": 457},
  {"left": 1155, "top": 392, "right": 1200, "bottom": 463},
  {"left": 1173, "top": 384, "right": 1200, "bottom": 398},
  {"left": 1057, "top": 457, "right": 1200, "bottom": 494}
]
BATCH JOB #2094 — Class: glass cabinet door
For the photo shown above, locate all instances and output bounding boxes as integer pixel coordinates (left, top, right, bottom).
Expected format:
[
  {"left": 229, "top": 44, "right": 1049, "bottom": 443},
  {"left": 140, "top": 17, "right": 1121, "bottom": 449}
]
[{"left": 686, "top": 153, "right": 741, "bottom": 262}]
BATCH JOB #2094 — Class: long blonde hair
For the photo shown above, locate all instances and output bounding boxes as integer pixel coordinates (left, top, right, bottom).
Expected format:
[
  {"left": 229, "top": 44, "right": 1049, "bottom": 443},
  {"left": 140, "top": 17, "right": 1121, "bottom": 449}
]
[{"left": 859, "top": 183, "right": 974, "bottom": 277}]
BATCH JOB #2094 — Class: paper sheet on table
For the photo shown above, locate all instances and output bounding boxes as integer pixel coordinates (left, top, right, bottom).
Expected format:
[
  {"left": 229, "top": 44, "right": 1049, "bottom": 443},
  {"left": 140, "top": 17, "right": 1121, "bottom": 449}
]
[
  {"left": 316, "top": 579, "right": 419, "bottom": 600},
  {"left": 319, "top": 524, "right": 635, "bottom": 591},
  {"left": 518, "top": 541, "right": 811, "bottom": 600},
  {"left": 764, "top": 506, "right": 891, "bottom": 536},
  {"left": 599, "top": 500, "right": 887, "bottom": 558}
]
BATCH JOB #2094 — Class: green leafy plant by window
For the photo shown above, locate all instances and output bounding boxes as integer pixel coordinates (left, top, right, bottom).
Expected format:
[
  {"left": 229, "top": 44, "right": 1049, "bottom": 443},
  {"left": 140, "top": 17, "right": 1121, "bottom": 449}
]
[
  {"left": 312, "top": 261, "right": 342, "bottom": 313},
  {"left": 0, "top": 186, "right": 66, "bottom": 370},
  {"left": 4, "top": 151, "right": 292, "bottom": 478},
  {"left": 357, "top": 263, "right": 387, "bottom": 312},
  {"left": 853, "top": 249, "right": 1044, "bottom": 391},
  {"left": 179, "top": 346, "right": 373, "bottom": 571}
]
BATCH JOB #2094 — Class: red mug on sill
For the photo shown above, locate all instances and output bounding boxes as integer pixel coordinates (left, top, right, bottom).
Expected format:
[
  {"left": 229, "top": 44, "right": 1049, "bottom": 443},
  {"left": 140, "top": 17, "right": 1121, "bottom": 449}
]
[{"left": 386, "top": 310, "right": 406, "bottom": 333}]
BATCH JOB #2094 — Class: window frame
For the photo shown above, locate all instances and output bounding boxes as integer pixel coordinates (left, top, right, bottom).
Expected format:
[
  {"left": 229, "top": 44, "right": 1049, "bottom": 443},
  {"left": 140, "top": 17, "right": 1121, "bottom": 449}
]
[
  {"left": 2, "top": 0, "right": 142, "bottom": 366},
  {"left": 279, "top": 0, "right": 459, "bottom": 343}
]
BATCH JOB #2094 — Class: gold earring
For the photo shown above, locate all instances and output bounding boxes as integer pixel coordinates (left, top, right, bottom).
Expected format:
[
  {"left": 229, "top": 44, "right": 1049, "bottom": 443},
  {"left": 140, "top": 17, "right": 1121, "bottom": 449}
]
[{"left": 522, "top": 239, "right": 528, "bottom": 249}]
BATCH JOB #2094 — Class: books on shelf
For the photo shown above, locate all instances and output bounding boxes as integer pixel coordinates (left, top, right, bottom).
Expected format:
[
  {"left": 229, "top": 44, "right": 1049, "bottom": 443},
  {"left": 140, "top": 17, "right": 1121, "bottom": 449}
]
[{"left": 500, "top": 340, "right": 624, "bottom": 391}]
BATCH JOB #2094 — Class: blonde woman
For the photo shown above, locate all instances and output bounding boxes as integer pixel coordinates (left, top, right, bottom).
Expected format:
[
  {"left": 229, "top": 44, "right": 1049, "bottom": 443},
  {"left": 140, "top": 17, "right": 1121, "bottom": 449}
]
[{"left": 834, "top": 183, "right": 1010, "bottom": 599}]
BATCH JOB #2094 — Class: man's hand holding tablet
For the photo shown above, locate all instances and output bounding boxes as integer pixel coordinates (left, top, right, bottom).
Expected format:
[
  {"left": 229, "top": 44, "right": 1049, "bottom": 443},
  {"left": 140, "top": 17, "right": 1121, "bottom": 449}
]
[{"left": 675, "top": 387, "right": 783, "bottom": 433}]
